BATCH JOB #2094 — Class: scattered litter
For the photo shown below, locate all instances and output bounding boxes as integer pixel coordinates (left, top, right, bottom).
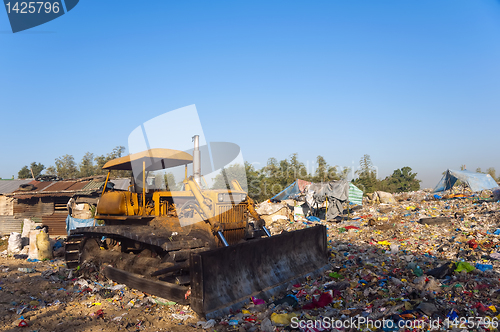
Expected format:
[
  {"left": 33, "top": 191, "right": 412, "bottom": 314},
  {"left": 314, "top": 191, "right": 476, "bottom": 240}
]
[
  {"left": 171, "top": 313, "right": 194, "bottom": 320},
  {"left": 197, "top": 319, "right": 216, "bottom": 329}
]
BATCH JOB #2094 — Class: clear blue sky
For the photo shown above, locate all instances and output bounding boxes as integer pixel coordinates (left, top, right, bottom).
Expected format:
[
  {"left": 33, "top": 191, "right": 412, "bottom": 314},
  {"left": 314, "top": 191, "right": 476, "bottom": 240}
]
[{"left": 1, "top": 0, "right": 500, "bottom": 188}]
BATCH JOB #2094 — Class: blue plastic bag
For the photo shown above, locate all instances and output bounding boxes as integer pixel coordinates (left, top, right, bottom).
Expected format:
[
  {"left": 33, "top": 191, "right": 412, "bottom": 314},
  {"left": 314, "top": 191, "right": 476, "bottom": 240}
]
[{"left": 475, "top": 263, "right": 493, "bottom": 272}]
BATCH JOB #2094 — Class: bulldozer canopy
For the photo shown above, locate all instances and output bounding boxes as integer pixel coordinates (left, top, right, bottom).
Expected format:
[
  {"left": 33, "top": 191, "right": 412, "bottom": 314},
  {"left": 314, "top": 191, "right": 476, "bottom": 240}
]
[{"left": 102, "top": 148, "right": 193, "bottom": 171}]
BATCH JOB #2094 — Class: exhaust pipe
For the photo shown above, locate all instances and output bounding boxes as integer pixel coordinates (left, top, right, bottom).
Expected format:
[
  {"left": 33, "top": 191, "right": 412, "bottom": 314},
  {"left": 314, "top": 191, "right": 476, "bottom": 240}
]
[{"left": 192, "top": 135, "right": 201, "bottom": 186}]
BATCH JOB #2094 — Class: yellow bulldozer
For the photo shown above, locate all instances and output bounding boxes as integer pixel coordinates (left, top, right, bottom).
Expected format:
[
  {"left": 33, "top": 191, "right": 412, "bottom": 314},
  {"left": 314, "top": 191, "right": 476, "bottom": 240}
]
[{"left": 65, "top": 136, "right": 328, "bottom": 318}]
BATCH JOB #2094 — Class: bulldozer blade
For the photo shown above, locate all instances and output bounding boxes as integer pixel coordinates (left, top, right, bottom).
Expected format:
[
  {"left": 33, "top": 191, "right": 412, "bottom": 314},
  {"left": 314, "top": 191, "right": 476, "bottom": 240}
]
[
  {"left": 189, "top": 225, "right": 329, "bottom": 318},
  {"left": 103, "top": 265, "right": 190, "bottom": 305}
]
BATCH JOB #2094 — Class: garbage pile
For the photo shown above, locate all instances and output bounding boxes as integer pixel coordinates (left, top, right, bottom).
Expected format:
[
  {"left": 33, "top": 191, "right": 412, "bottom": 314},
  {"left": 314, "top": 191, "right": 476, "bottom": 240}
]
[
  {"left": 2, "top": 218, "right": 65, "bottom": 261},
  {"left": 229, "top": 188, "right": 500, "bottom": 331},
  {"left": 2, "top": 187, "right": 500, "bottom": 331},
  {"left": 0, "top": 255, "right": 200, "bottom": 331}
]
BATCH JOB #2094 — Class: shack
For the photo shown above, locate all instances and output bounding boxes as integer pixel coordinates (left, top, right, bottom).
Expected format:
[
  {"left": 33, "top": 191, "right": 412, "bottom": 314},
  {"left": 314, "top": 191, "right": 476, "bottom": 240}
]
[
  {"left": 5, "top": 177, "right": 130, "bottom": 236},
  {"left": 0, "top": 179, "right": 34, "bottom": 235}
]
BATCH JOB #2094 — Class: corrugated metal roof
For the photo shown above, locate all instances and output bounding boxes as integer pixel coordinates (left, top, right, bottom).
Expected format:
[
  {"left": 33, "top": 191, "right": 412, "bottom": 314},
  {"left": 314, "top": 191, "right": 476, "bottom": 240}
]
[
  {"left": 43, "top": 181, "right": 81, "bottom": 192},
  {"left": 12, "top": 191, "right": 101, "bottom": 199},
  {"left": 8, "top": 177, "right": 130, "bottom": 198},
  {"left": 27, "top": 181, "right": 57, "bottom": 192},
  {"left": 0, "top": 179, "right": 34, "bottom": 194},
  {"left": 82, "top": 180, "right": 104, "bottom": 191},
  {"left": 66, "top": 182, "right": 89, "bottom": 190}
]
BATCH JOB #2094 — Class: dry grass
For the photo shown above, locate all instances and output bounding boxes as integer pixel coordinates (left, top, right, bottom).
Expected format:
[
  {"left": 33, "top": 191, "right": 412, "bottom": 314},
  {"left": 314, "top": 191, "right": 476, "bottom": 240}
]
[{"left": 0, "top": 238, "right": 7, "bottom": 251}]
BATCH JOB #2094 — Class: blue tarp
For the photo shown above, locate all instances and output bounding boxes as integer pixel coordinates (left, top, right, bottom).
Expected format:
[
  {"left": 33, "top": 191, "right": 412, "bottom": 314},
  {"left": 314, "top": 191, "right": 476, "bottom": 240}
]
[
  {"left": 434, "top": 169, "right": 499, "bottom": 193},
  {"left": 65, "top": 215, "right": 96, "bottom": 235},
  {"left": 271, "top": 181, "right": 300, "bottom": 201}
]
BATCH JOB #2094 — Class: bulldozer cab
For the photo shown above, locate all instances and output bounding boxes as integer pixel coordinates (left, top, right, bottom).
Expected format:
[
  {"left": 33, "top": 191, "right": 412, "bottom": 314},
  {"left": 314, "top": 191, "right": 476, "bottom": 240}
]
[{"left": 95, "top": 147, "right": 250, "bottom": 235}]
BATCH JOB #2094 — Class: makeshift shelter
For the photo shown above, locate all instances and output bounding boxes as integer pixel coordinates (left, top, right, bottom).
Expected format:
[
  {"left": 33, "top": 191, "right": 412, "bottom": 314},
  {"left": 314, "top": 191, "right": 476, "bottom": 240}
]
[
  {"left": 309, "top": 180, "right": 349, "bottom": 220},
  {"left": 349, "top": 183, "right": 363, "bottom": 205},
  {"left": 271, "top": 179, "right": 363, "bottom": 206},
  {"left": 271, "top": 179, "right": 312, "bottom": 201},
  {"left": 434, "top": 169, "right": 499, "bottom": 193}
]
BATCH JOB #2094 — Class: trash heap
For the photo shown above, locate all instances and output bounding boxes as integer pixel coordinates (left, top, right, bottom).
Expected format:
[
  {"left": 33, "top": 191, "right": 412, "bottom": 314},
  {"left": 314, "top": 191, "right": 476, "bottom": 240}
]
[
  {"left": 219, "top": 188, "right": 500, "bottom": 331},
  {"left": 2, "top": 188, "right": 500, "bottom": 331},
  {"left": 0, "top": 255, "right": 201, "bottom": 331}
]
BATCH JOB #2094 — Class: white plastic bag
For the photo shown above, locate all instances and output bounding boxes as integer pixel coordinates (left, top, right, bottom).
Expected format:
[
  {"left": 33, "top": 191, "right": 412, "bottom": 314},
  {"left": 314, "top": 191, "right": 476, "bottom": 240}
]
[
  {"left": 28, "top": 229, "right": 40, "bottom": 260},
  {"left": 376, "top": 191, "right": 396, "bottom": 204},
  {"left": 197, "top": 319, "right": 216, "bottom": 329},
  {"left": 7, "top": 232, "right": 22, "bottom": 254},
  {"left": 21, "top": 218, "right": 36, "bottom": 238}
]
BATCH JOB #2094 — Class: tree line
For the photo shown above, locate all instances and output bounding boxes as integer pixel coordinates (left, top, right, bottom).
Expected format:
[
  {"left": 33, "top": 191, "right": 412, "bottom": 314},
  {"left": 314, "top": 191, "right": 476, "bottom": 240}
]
[
  {"left": 20, "top": 148, "right": 497, "bottom": 203},
  {"left": 17, "top": 146, "right": 129, "bottom": 180},
  {"left": 212, "top": 154, "right": 423, "bottom": 202}
]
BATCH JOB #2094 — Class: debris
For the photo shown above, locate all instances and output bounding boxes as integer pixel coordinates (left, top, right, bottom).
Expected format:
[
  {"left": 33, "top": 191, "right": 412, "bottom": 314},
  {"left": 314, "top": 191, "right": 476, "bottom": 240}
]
[
  {"left": 270, "top": 312, "right": 299, "bottom": 325},
  {"left": 171, "top": 313, "right": 194, "bottom": 320},
  {"left": 36, "top": 230, "right": 53, "bottom": 260},
  {"left": 455, "top": 261, "right": 475, "bottom": 273},
  {"left": 2, "top": 187, "right": 500, "bottom": 331},
  {"left": 418, "top": 217, "right": 451, "bottom": 225},
  {"left": 197, "top": 319, "right": 216, "bottom": 329}
]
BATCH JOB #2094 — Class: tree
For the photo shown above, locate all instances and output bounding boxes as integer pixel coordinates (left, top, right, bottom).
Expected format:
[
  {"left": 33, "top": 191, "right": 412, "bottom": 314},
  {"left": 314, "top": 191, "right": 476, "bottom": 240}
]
[
  {"left": 79, "top": 152, "right": 95, "bottom": 178},
  {"left": 353, "top": 154, "right": 378, "bottom": 193},
  {"left": 383, "top": 166, "right": 421, "bottom": 193},
  {"left": 259, "top": 154, "right": 308, "bottom": 199},
  {"left": 486, "top": 167, "right": 497, "bottom": 181},
  {"left": 476, "top": 167, "right": 483, "bottom": 173},
  {"left": 45, "top": 166, "right": 57, "bottom": 176},
  {"left": 31, "top": 162, "right": 45, "bottom": 178},
  {"left": 210, "top": 162, "right": 266, "bottom": 201},
  {"left": 338, "top": 166, "right": 351, "bottom": 180},
  {"left": 17, "top": 166, "right": 30, "bottom": 179},
  {"left": 245, "top": 162, "right": 264, "bottom": 201},
  {"left": 164, "top": 172, "right": 179, "bottom": 191},
  {"left": 55, "top": 154, "right": 79, "bottom": 179},
  {"left": 212, "top": 163, "right": 248, "bottom": 192},
  {"left": 94, "top": 146, "right": 127, "bottom": 177},
  {"left": 17, "top": 162, "right": 45, "bottom": 179}
]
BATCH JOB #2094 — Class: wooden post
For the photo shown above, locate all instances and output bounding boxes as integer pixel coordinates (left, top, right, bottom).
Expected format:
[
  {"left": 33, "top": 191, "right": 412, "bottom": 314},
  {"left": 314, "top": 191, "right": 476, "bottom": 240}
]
[{"left": 142, "top": 161, "right": 146, "bottom": 215}]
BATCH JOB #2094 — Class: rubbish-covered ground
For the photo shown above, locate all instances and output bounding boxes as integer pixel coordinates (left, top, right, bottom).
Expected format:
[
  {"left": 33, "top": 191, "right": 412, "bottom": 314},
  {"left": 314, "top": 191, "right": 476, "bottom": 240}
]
[{"left": 2, "top": 188, "right": 500, "bottom": 331}]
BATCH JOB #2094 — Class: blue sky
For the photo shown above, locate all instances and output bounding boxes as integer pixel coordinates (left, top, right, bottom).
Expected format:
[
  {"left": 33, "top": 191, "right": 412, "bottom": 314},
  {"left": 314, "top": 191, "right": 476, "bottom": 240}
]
[{"left": 1, "top": 0, "right": 499, "bottom": 188}]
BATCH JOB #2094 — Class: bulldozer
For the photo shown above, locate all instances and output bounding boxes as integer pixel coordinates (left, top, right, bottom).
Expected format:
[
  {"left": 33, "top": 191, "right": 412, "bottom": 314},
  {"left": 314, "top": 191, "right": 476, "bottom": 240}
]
[{"left": 65, "top": 136, "right": 328, "bottom": 318}]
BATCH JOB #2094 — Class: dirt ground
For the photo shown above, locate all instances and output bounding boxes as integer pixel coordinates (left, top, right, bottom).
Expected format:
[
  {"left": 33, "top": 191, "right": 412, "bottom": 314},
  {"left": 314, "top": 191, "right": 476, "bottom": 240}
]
[
  {"left": 0, "top": 254, "right": 204, "bottom": 332},
  {"left": 3, "top": 190, "right": 500, "bottom": 332}
]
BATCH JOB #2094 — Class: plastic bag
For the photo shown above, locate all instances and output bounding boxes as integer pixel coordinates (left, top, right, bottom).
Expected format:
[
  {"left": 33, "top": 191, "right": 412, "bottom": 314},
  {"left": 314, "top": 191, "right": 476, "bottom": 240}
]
[
  {"left": 7, "top": 232, "right": 22, "bottom": 254},
  {"left": 36, "top": 230, "right": 53, "bottom": 260},
  {"left": 475, "top": 263, "right": 493, "bottom": 272},
  {"left": 271, "top": 312, "right": 299, "bottom": 325},
  {"left": 455, "top": 262, "right": 475, "bottom": 273},
  {"left": 376, "top": 191, "right": 396, "bottom": 204},
  {"left": 28, "top": 230, "right": 40, "bottom": 260},
  {"left": 197, "top": 319, "right": 216, "bottom": 329},
  {"left": 261, "top": 318, "right": 274, "bottom": 332}
]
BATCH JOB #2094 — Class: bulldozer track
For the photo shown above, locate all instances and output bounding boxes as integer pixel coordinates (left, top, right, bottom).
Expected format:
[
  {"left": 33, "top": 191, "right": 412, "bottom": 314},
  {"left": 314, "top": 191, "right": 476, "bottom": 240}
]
[{"left": 64, "top": 225, "right": 212, "bottom": 302}]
